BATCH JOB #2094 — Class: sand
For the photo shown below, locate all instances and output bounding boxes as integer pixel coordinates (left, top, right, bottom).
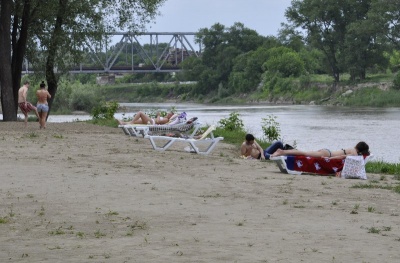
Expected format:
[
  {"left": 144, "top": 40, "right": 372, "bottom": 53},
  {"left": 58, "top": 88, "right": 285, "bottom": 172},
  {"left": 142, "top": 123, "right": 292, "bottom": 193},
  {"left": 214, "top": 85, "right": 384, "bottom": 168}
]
[{"left": 0, "top": 121, "right": 399, "bottom": 263}]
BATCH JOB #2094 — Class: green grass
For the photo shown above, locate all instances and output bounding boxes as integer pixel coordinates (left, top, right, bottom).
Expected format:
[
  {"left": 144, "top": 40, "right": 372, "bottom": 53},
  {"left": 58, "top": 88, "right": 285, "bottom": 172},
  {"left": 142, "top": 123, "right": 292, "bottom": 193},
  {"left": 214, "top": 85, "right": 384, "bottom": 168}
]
[{"left": 366, "top": 161, "right": 400, "bottom": 177}]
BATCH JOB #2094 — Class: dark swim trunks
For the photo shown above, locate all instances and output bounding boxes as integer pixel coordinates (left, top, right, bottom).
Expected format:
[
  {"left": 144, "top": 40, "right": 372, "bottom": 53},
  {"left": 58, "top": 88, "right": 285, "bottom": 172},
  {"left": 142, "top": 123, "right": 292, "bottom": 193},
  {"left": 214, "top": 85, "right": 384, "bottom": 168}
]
[{"left": 18, "top": 102, "right": 36, "bottom": 115}]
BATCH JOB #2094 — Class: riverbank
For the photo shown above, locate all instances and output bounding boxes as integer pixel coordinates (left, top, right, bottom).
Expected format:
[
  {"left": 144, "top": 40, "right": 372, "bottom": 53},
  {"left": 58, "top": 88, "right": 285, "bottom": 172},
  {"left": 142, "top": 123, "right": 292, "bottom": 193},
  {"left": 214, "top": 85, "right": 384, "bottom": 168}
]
[{"left": 1, "top": 122, "right": 399, "bottom": 262}]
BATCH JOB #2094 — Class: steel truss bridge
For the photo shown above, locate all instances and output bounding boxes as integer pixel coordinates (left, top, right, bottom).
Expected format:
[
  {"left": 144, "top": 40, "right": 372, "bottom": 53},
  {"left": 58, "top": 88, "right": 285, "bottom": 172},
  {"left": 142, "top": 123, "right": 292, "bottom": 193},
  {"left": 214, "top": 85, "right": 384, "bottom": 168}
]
[{"left": 23, "top": 32, "right": 201, "bottom": 74}]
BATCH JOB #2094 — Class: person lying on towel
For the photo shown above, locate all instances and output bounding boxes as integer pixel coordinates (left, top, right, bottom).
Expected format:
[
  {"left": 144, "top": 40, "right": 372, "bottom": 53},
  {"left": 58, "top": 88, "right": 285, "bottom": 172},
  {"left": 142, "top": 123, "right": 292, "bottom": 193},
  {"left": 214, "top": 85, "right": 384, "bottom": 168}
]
[
  {"left": 241, "top": 134, "right": 287, "bottom": 160},
  {"left": 270, "top": 141, "right": 370, "bottom": 159}
]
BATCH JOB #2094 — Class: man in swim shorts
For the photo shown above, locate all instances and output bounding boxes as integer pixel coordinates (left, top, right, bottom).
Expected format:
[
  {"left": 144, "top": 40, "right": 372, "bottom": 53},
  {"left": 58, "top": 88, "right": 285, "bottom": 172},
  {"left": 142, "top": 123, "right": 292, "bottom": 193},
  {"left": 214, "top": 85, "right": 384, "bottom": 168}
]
[
  {"left": 36, "top": 81, "right": 51, "bottom": 129},
  {"left": 18, "top": 81, "right": 39, "bottom": 127}
]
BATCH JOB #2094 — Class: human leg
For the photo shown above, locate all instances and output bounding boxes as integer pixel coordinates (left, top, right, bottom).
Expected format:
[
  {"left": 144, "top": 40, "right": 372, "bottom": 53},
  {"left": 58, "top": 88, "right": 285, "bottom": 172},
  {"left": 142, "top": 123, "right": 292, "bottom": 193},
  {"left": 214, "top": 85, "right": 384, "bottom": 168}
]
[
  {"left": 132, "top": 111, "right": 152, "bottom": 124},
  {"left": 263, "top": 141, "right": 283, "bottom": 160},
  {"left": 41, "top": 112, "right": 48, "bottom": 128},
  {"left": 271, "top": 148, "right": 330, "bottom": 157}
]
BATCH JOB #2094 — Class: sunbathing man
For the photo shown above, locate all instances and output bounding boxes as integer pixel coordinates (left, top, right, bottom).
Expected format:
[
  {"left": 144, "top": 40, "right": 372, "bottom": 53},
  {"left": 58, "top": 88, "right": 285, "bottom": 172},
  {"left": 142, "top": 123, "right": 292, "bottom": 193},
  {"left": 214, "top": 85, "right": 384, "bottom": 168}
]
[
  {"left": 117, "top": 111, "right": 174, "bottom": 125},
  {"left": 271, "top": 141, "right": 369, "bottom": 159}
]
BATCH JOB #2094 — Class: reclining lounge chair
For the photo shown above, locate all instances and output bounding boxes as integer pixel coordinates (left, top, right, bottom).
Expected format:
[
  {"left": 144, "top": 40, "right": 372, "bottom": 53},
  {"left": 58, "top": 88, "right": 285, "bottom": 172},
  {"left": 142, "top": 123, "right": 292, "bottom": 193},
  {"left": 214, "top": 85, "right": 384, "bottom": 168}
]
[
  {"left": 145, "top": 125, "right": 224, "bottom": 155},
  {"left": 119, "top": 118, "right": 200, "bottom": 138}
]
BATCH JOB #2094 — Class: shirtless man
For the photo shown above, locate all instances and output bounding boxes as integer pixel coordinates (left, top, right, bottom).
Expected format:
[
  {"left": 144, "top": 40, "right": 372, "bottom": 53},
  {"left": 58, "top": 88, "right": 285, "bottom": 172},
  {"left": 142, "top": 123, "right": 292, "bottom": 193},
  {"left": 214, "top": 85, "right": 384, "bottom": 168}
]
[
  {"left": 271, "top": 141, "right": 370, "bottom": 159},
  {"left": 241, "top": 134, "right": 265, "bottom": 160},
  {"left": 36, "top": 81, "right": 51, "bottom": 129},
  {"left": 18, "top": 81, "right": 39, "bottom": 127},
  {"left": 117, "top": 111, "right": 174, "bottom": 125}
]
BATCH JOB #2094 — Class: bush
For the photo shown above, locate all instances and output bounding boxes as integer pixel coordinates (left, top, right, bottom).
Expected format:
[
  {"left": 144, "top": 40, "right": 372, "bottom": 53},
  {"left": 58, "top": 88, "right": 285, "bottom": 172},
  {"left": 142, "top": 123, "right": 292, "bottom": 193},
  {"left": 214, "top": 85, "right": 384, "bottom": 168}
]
[
  {"left": 392, "top": 72, "right": 400, "bottom": 90},
  {"left": 261, "top": 114, "right": 281, "bottom": 142},
  {"left": 218, "top": 112, "right": 244, "bottom": 132},
  {"left": 91, "top": 101, "right": 119, "bottom": 120}
]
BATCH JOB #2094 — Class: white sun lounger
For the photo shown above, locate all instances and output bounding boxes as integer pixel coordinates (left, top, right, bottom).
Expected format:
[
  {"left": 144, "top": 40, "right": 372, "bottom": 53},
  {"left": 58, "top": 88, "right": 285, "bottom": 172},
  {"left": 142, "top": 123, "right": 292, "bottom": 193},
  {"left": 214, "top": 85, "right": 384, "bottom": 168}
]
[
  {"left": 119, "top": 120, "right": 200, "bottom": 138},
  {"left": 145, "top": 125, "right": 224, "bottom": 155}
]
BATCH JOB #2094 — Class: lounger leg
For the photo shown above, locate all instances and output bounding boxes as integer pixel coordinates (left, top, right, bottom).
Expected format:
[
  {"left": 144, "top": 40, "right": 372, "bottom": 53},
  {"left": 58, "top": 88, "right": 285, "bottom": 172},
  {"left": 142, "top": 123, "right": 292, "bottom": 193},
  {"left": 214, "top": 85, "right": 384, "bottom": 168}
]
[{"left": 148, "top": 137, "right": 177, "bottom": 151}]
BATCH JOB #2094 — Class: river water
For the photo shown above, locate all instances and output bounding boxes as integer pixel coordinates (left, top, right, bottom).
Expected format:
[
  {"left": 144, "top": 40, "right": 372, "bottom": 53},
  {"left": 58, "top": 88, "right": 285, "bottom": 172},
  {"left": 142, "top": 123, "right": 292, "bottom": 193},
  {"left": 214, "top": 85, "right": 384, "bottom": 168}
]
[{"left": 9, "top": 103, "right": 400, "bottom": 163}]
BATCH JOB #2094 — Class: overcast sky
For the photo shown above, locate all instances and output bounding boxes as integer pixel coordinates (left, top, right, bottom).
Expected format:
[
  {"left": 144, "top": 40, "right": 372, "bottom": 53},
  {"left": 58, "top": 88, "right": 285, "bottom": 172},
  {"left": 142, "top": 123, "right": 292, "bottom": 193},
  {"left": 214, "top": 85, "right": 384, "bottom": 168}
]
[{"left": 146, "top": 0, "right": 293, "bottom": 37}]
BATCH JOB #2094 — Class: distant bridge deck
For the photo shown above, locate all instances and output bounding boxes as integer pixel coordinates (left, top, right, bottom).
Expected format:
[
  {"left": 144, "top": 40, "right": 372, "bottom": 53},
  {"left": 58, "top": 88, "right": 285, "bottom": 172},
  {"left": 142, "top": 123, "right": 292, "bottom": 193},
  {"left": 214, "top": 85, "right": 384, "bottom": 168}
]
[{"left": 22, "top": 32, "right": 200, "bottom": 74}]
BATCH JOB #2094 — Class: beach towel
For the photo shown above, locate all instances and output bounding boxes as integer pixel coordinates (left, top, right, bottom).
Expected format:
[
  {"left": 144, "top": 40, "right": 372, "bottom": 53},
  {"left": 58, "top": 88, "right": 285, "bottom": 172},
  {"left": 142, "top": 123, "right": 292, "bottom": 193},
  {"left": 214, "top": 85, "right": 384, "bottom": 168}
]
[{"left": 285, "top": 156, "right": 346, "bottom": 175}]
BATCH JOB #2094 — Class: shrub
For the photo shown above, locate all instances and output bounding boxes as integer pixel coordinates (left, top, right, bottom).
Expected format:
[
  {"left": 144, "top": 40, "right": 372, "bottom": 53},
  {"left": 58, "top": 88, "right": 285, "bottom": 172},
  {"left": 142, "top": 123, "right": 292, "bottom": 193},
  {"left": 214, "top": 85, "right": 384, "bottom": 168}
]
[
  {"left": 91, "top": 101, "right": 119, "bottom": 120},
  {"left": 218, "top": 112, "right": 244, "bottom": 132},
  {"left": 392, "top": 72, "right": 400, "bottom": 90},
  {"left": 261, "top": 114, "right": 281, "bottom": 142}
]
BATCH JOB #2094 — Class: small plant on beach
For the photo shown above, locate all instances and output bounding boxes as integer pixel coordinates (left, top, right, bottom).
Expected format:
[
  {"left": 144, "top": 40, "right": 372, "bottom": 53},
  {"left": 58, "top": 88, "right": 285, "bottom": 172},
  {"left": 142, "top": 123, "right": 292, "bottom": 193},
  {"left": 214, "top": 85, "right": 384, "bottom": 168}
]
[
  {"left": 53, "top": 134, "right": 64, "bottom": 139},
  {"left": 76, "top": 232, "right": 85, "bottom": 238},
  {"left": 94, "top": 230, "right": 106, "bottom": 238},
  {"left": 0, "top": 217, "right": 9, "bottom": 224},
  {"left": 91, "top": 100, "right": 119, "bottom": 120},
  {"left": 367, "top": 206, "right": 375, "bottom": 213},
  {"left": 368, "top": 227, "right": 381, "bottom": 234},
  {"left": 218, "top": 112, "right": 244, "bottom": 132},
  {"left": 261, "top": 114, "right": 281, "bottom": 142},
  {"left": 27, "top": 132, "right": 38, "bottom": 138},
  {"left": 106, "top": 210, "right": 119, "bottom": 216},
  {"left": 351, "top": 204, "right": 360, "bottom": 214}
]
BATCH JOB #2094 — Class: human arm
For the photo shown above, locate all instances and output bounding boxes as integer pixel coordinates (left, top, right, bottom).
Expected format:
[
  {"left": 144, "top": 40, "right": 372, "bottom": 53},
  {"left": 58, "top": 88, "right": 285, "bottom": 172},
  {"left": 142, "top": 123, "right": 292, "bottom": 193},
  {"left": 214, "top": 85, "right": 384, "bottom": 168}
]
[
  {"left": 47, "top": 91, "right": 51, "bottom": 99},
  {"left": 254, "top": 140, "right": 265, "bottom": 160},
  {"left": 240, "top": 142, "right": 248, "bottom": 156}
]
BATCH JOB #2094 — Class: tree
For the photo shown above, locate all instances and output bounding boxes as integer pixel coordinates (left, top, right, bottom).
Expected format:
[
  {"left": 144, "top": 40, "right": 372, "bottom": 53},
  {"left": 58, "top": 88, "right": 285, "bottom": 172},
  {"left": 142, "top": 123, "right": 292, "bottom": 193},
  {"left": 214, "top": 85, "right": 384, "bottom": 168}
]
[
  {"left": 368, "top": 0, "right": 400, "bottom": 48},
  {"left": 194, "top": 22, "right": 265, "bottom": 95},
  {"left": 0, "top": 0, "right": 165, "bottom": 121},
  {"left": 0, "top": 0, "right": 15, "bottom": 120},
  {"left": 285, "top": 0, "right": 375, "bottom": 82}
]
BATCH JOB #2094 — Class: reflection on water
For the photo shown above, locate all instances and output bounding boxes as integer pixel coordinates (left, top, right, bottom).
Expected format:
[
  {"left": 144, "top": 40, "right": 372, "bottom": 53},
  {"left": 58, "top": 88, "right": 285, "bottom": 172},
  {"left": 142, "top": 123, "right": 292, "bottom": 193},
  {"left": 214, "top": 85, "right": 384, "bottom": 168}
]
[{"left": 4, "top": 103, "right": 399, "bottom": 163}]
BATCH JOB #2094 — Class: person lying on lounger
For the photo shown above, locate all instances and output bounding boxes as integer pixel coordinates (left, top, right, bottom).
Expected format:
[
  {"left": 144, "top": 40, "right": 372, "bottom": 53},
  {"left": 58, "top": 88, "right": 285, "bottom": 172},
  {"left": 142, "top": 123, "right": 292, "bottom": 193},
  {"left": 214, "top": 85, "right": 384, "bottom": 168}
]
[
  {"left": 270, "top": 141, "right": 370, "bottom": 159},
  {"left": 117, "top": 111, "right": 174, "bottom": 125},
  {"left": 241, "top": 134, "right": 287, "bottom": 160}
]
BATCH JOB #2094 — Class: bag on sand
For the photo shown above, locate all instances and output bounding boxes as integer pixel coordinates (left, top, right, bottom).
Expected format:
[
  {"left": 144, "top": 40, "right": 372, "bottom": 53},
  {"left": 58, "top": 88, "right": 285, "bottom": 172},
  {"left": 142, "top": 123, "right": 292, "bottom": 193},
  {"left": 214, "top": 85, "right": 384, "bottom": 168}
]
[{"left": 341, "top": 155, "right": 367, "bottom": 180}]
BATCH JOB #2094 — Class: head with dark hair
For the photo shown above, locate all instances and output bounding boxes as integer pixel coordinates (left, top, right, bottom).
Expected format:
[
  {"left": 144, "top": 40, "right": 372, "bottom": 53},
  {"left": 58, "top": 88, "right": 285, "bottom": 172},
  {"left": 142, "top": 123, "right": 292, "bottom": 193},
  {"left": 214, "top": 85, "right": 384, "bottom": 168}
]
[
  {"left": 40, "top": 81, "right": 46, "bottom": 88},
  {"left": 245, "top": 134, "right": 255, "bottom": 142},
  {"left": 355, "top": 141, "right": 369, "bottom": 155},
  {"left": 24, "top": 80, "right": 30, "bottom": 85}
]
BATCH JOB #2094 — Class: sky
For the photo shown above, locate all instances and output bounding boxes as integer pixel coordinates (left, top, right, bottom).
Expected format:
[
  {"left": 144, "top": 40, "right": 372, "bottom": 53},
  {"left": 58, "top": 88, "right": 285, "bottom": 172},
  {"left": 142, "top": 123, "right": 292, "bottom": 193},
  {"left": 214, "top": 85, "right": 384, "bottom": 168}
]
[{"left": 146, "top": 0, "right": 293, "bottom": 37}]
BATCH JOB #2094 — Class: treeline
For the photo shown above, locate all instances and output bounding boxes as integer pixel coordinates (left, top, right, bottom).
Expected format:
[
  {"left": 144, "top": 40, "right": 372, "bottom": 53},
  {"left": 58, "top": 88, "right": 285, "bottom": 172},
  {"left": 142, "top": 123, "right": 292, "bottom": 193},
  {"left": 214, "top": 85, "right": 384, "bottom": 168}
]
[{"left": 101, "top": 0, "right": 400, "bottom": 102}]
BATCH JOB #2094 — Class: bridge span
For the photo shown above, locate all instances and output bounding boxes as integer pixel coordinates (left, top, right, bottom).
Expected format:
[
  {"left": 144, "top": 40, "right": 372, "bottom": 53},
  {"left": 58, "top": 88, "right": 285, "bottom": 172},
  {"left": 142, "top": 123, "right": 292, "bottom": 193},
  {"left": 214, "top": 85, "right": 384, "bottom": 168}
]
[{"left": 23, "top": 32, "right": 201, "bottom": 74}]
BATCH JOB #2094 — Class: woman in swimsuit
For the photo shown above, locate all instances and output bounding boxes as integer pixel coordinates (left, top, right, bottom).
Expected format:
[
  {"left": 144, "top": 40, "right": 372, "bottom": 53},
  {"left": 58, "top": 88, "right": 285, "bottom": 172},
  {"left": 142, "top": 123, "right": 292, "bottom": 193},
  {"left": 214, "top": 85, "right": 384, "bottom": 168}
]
[
  {"left": 36, "top": 81, "right": 51, "bottom": 129},
  {"left": 117, "top": 111, "right": 174, "bottom": 125},
  {"left": 271, "top": 141, "right": 369, "bottom": 159}
]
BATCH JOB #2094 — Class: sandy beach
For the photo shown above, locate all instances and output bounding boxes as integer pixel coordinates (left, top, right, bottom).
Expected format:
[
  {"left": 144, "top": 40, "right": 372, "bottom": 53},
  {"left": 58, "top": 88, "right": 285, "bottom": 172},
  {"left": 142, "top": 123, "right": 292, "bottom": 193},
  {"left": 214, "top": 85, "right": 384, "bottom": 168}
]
[{"left": 1, "top": 121, "right": 399, "bottom": 263}]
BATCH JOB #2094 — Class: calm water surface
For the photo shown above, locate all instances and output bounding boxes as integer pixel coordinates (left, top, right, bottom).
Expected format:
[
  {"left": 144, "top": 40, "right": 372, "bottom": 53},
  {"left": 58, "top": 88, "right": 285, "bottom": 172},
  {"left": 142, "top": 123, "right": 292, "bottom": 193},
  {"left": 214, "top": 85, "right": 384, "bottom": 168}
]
[{"left": 18, "top": 103, "right": 400, "bottom": 163}]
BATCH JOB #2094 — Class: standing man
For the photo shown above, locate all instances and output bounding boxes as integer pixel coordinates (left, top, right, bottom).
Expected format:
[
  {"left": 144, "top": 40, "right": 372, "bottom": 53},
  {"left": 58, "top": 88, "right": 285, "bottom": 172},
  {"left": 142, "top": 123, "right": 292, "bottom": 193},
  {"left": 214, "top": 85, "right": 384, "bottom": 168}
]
[
  {"left": 18, "top": 81, "right": 39, "bottom": 127},
  {"left": 36, "top": 81, "right": 51, "bottom": 129}
]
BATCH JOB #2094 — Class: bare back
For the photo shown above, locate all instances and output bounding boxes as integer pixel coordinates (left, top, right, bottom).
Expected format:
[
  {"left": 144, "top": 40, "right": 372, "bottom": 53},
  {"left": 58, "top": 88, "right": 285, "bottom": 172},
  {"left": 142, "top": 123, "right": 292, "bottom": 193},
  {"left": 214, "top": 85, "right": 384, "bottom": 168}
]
[
  {"left": 18, "top": 86, "right": 28, "bottom": 103},
  {"left": 36, "top": 89, "right": 51, "bottom": 104},
  {"left": 241, "top": 142, "right": 261, "bottom": 159},
  {"left": 330, "top": 148, "right": 358, "bottom": 157}
]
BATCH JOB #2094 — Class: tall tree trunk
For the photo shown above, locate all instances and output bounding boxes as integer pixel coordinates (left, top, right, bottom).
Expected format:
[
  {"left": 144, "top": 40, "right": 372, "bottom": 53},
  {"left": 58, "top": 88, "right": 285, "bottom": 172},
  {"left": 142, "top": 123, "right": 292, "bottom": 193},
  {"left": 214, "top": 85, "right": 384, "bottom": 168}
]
[
  {"left": 11, "top": 0, "right": 31, "bottom": 111},
  {"left": 46, "top": 0, "right": 66, "bottom": 116},
  {"left": 0, "top": 0, "right": 17, "bottom": 121}
]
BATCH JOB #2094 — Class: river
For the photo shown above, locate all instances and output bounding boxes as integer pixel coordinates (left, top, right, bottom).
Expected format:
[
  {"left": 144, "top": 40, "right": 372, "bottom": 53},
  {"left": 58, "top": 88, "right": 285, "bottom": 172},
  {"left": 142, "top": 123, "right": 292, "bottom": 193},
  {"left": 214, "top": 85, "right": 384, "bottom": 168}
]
[{"left": 9, "top": 103, "right": 400, "bottom": 163}]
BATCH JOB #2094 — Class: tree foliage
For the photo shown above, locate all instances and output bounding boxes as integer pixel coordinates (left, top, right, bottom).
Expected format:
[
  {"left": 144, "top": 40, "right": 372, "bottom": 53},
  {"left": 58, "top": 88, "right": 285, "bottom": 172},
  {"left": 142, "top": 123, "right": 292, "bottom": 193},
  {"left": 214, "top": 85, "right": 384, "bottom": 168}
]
[{"left": 0, "top": 0, "right": 165, "bottom": 121}]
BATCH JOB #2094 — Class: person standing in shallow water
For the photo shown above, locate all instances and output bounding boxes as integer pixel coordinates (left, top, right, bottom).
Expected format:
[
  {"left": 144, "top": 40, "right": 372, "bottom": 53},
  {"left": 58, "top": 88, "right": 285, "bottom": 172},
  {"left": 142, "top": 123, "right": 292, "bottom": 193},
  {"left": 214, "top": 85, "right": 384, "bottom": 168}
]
[
  {"left": 36, "top": 81, "right": 51, "bottom": 129},
  {"left": 18, "top": 80, "right": 39, "bottom": 127}
]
